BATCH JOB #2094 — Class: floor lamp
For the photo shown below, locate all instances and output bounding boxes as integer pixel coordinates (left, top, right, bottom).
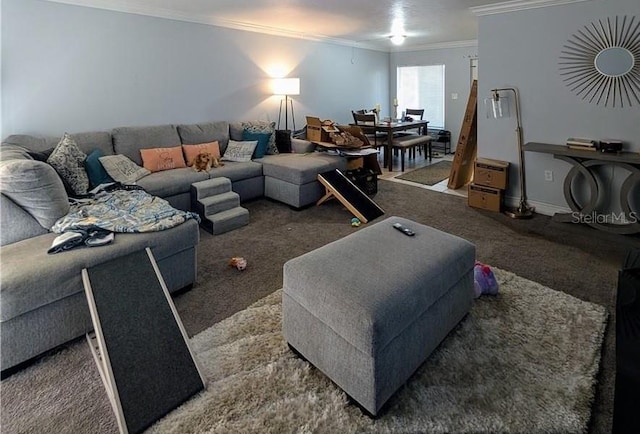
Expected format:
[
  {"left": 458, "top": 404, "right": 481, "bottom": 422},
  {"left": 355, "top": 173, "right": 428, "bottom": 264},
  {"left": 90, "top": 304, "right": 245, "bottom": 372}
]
[
  {"left": 490, "top": 87, "right": 534, "bottom": 219},
  {"left": 273, "top": 78, "right": 300, "bottom": 132}
]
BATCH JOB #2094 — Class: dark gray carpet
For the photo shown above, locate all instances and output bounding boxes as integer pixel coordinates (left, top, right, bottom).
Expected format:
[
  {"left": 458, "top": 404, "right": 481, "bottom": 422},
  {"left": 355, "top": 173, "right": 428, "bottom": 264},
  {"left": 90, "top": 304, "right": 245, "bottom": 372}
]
[{"left": 2, "top": 179, "right": 638, "bottom": 433}]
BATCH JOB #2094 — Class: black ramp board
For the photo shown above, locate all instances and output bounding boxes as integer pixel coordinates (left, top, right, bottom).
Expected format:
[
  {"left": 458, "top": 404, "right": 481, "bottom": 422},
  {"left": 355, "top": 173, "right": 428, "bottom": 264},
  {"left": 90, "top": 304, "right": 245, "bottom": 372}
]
[
  {"left": 85, "top": 250, "right": 204, "bottom": 434},
  {"left": 319, "top": 169, "right": 384, "bottom": 223}
]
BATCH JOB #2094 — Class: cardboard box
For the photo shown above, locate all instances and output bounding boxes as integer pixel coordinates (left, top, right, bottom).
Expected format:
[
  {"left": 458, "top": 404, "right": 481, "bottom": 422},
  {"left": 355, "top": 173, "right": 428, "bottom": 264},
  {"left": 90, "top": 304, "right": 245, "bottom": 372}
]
[
  {"left": 306, "top": 116, "right": 339, "bottom": 143},
  {"left": 474, "top": 158, "right": 509, "bottom": 190},
  {"left": 468, "top": 183, "right": 503, "bottom": 212}
]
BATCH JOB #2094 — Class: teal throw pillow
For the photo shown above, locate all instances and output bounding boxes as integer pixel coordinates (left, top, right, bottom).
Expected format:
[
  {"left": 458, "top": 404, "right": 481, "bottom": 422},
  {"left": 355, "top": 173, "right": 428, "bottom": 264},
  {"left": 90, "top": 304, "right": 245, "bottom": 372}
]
[
  {"left": 85, "top": 149, "right": 114, "bottom": 188},
  {"left": 242, "top": 130, "right": 271, "bottom": 158}
]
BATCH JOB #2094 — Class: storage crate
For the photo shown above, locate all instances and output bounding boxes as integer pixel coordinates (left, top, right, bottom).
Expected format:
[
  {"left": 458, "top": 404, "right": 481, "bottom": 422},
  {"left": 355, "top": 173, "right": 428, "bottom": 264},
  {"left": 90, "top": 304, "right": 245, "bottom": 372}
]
[{"left": 346, "top": 168, "right": 377, "bottom": 196}]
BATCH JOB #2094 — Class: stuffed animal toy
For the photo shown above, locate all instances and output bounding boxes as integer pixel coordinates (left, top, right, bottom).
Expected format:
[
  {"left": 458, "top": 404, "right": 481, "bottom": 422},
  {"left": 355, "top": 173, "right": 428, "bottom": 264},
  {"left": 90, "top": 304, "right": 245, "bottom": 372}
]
[
  {"left": 473, "top": 261, "right": 499, "bottom": 298},
  {"left": 229, "top": 256, "right": 247, "bottom": 271},
  {"left": 351, "top": 217, "right": 361, "bottom": 227}
]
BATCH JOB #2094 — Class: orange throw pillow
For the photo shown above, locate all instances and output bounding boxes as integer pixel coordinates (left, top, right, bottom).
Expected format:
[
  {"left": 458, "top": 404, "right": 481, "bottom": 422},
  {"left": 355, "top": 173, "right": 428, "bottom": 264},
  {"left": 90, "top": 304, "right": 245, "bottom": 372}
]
[
  {"left": 182, "top": 142, "right": 221, "bottom": 166},
  {"left": 140, "top": 146, "right": 187, "bottom": 172}
]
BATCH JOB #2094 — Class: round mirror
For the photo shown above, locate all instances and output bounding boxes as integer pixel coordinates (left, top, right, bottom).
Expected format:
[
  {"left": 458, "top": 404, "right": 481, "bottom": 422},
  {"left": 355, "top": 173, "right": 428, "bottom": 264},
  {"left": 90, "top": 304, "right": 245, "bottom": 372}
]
[
  {"left": 559, "top": 16, "right": 640, "bottom": 107},
  {"left": 595, "top": 47, "right": 635, "bottom": 77}
]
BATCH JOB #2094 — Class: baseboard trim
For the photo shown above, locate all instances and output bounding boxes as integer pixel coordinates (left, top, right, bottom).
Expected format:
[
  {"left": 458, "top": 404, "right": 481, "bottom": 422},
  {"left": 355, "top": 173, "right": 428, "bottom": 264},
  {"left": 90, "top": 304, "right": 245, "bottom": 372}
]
[{"left": 504, "top": 195, "right": 571, "bottom": 217}]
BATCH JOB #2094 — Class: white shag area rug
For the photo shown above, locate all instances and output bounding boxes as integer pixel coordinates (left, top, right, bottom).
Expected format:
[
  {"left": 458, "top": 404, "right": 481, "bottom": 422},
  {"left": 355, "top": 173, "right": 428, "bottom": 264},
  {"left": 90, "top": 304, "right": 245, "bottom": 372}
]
[{"left": 147, "top": 268, "right": 607, "bottom": 434}]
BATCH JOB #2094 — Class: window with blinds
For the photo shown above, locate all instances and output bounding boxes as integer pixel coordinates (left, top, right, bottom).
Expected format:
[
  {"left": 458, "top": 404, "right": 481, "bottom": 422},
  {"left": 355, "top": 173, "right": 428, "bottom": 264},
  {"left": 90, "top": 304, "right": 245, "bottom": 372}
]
[{"left": 396, "top": 65, "right": 445, "bottom": 129}]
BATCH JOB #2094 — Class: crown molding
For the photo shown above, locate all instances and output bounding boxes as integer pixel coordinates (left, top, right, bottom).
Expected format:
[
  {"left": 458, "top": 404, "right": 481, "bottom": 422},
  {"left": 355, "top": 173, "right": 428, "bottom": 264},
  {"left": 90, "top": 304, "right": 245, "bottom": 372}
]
[
  {"left": 470, "top": 0, "right": 593, "bottom": 16},
  {"left": 391, "top": 39, "right": 478, "bottom": 53},
  {"left": 43, "top": 0, "right": 387, "bottom": 51}
]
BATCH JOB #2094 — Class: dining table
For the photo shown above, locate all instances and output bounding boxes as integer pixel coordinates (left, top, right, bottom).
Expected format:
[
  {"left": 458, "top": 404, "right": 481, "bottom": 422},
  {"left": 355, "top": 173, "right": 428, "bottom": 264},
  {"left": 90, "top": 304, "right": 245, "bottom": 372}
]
[{"left": 373, "top": 120, "right": 429, "bottom": 171}]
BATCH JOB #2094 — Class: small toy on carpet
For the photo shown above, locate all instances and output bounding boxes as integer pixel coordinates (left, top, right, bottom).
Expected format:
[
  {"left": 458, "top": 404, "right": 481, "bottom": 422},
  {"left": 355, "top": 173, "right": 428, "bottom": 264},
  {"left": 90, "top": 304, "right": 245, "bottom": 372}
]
[
  {"left": 473, "top": 261, "right": 499, "bottom": 298},
  {"left": 351, "top": 217, "right": 361, "bottom": 227},
  {"left": 229, "top": 257, "right": 247, "bottom": 271}
]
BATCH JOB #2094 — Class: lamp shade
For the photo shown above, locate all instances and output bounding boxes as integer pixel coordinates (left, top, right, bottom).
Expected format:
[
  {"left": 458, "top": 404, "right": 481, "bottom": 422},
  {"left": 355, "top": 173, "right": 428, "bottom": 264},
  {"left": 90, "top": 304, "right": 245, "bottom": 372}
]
[{"left": 272, "top": 78, "right": 300, "bottom": 96}]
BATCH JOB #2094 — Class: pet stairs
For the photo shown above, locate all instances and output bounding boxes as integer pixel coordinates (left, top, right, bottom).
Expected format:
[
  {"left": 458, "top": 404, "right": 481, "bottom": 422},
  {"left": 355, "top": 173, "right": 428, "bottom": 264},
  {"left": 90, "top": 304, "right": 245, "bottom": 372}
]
[{"left": 191, "top": 177, "right": 249, "bottom": 235}]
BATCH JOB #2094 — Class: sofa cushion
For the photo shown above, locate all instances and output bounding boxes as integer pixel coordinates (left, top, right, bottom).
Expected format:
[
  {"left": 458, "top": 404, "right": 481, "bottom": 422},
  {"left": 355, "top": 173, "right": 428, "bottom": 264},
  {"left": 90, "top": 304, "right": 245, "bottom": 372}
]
[
  {"left": 222, "top": 140, "right": 257, "bottom": 163},
  {"left": 71, "top": 132, "right": 113, "bottom": 156},
  {"left": 4, "top": 132, "right": 113, "bottom": 156},
  {"left": 0, "top": 219, "right": 199, "bottom": 322},
  {"left": 0, "top": 156, "right": 69, "bottom": 230},
  {"left": 140, "top": 146, "right": 187, "bottom": 172},
  {"left": 291, "top": 138, "right": 317, "bottom": 154},
  {"left": 178, "top": 121, "right": 230, "bottom": 154},
  {"left": 47, "top": 133, "right": 90, "bottom": 196},
  {"left": 85, "top": 149, "right": 114, "bottom": 188},
  {"left": 182, "top": 142, "right": 221, "bottom": 166},
  {"left": 0, "top": 195, "right": 50, "bottom": 245},
  {"left": 136, "top": 168, "right": 209, "bottom": 198},
  {"left": 0, "top": 143, "right": 34, "bottom": 161},
  {"left": 112, "top": 125, "right": 181, "bottom": 166},
  {"left": 3, "top": 135, "right": 58, "bottom": 153},
  {"left": 207, "top": 161, "right": 263, "bottom": 182},
  {"left": 99, "top": 154, "right": 150, "bottom": 183},
  {"left": 258, "top": 153, "right": 347, "bottom": 185}
]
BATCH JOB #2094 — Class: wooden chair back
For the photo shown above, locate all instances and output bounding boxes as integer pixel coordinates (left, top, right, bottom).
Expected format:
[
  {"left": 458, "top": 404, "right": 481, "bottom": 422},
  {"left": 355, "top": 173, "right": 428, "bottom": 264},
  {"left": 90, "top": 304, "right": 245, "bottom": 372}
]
[{"left": 405, "top": 108, "right": 424, "bottom": 120}]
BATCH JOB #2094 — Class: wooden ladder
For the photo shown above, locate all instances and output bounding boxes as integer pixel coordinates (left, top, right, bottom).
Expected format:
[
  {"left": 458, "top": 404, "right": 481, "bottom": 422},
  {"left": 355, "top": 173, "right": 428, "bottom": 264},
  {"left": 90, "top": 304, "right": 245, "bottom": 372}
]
[{"left": 448, "top": 80, "right": 478, "bottom": 189}]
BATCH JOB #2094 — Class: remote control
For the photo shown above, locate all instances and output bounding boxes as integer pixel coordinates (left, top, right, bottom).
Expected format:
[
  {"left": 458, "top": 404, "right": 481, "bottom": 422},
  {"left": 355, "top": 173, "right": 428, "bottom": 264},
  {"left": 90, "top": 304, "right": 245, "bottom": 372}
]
[{"left": 392, "top": 222, "right": 415, "bottom": 236}]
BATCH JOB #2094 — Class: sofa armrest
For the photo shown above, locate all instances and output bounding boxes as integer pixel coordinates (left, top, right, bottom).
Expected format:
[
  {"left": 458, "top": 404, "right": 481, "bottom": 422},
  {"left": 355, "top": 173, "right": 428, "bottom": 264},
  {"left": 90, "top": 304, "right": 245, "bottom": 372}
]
[{"left": 291, "top": 138, "right": 316, "bottom": 154}]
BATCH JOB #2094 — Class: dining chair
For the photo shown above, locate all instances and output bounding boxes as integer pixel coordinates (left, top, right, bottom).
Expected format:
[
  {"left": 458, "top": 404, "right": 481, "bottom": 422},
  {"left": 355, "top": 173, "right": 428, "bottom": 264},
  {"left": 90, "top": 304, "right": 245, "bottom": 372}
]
[
  {"left": 352, "top": 112, "right": 388, "bottom": 166},
  {"left": 405, "top": 109, "right": 425, "bottom": 132},
  {"left": 404, "top": 108, "right": 427, "bottom": 157},
  {"left": 352, "top": 113, "right": 380, "bottom": 144}
]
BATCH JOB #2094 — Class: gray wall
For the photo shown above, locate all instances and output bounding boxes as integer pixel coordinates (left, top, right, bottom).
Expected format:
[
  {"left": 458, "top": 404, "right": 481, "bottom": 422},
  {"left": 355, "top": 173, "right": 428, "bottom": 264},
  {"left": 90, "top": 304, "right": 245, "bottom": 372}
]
[
  {"left": 390, "top": 45, "right": 478, "bottom": 149},
  {"left": 1, "top": 0, "right": 389, "bottom": 138},
  {"left": 478, "top": 0, "right": 640, "bottom": 214}
]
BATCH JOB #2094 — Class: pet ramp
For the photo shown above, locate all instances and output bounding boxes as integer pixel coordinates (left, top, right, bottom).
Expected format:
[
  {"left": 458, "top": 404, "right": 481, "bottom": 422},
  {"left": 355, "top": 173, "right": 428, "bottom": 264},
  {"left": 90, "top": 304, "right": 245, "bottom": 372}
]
[
  {"left": 83, "top": 248, "right": 205, "bottom": 434},
  {"left": 317, "top": 169, "right": 384, "bottom": 223}
]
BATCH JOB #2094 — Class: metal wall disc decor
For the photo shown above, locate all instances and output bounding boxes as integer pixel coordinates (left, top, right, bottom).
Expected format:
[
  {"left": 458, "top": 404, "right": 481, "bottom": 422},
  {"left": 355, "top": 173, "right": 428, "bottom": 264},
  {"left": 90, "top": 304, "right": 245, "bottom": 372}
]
[{"left": 559, "top": 16, "right": 640, "bottom": 107}]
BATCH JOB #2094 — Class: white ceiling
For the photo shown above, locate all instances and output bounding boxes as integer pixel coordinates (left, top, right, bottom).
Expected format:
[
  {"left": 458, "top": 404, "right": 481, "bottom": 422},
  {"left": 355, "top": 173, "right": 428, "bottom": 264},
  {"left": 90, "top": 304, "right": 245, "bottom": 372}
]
[{"left": 44, "top": 0, "right": 566, "bottom": 51}]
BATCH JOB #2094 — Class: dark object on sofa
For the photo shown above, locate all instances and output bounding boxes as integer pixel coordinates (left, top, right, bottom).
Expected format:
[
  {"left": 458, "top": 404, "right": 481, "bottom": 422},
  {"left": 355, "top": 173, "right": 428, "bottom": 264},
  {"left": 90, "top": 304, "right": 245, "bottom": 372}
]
[
  {"left": 275, "top": 129, "right": 292, "bottom": 153},
  {"left": 613, "top": 248, "right": 640, "bottom": 434}
]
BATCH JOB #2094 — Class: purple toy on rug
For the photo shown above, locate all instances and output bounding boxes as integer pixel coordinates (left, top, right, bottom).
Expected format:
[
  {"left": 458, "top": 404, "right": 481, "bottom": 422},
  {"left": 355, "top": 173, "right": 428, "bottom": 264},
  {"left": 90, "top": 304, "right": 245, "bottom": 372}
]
[{"left": 473, "top": 261, "right": 499, "bottom": 298}]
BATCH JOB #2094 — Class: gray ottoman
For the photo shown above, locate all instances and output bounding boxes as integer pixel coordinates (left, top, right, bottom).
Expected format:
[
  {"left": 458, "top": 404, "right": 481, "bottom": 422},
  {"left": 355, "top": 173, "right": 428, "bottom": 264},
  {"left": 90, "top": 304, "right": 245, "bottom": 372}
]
[
  {"left": 257, "top": 153, "right": 346, "bottom": 208},
  {"left": 282, "top": 216, "right": 475, "bottom": 416}
]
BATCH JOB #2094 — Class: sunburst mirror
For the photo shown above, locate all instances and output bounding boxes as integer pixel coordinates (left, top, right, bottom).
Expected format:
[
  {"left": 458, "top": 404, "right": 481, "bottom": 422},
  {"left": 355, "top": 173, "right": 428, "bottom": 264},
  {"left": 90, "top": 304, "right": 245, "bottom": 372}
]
[{"left": 559, "top": 15, "right": 640, "bottom": 107}]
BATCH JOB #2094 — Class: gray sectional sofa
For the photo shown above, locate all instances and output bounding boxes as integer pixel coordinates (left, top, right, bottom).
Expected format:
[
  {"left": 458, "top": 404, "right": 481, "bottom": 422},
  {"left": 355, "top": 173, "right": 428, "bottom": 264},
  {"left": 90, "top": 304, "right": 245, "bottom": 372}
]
[{"left": 0, "top": 120, "right": 347, "bottom": 372}]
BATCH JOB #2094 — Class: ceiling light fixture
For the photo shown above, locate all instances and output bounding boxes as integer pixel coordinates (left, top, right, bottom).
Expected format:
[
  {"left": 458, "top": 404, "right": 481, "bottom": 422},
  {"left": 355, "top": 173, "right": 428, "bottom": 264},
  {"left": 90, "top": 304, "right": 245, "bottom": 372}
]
[{"left": 390, "top": 34, "right": 406, "bottom": 45}]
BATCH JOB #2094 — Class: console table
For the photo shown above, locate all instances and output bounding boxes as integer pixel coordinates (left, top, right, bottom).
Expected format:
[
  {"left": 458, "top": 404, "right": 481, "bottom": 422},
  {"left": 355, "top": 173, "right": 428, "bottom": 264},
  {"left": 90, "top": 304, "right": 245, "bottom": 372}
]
[{"left": 523, "top": 142, "right": 640, "bottom": 234}]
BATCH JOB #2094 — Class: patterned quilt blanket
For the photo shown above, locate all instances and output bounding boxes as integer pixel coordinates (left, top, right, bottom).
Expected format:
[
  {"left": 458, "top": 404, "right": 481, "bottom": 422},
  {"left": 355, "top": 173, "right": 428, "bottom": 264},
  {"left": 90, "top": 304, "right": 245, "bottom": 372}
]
[{"left": 51, "top": 189, "right": 200, "bottom": 233}]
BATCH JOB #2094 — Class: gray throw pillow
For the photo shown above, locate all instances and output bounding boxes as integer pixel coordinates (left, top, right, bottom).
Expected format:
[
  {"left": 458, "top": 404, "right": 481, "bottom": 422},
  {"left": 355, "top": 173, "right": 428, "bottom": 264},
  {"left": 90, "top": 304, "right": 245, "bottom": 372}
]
[
  {"left": 99, "top": 154, "right": 151, "bottom": 183},
  {"left": 221, "top": 140, "right": 258, "bottom": 163},
  {"left": 0, "top": 159, "right": 70, "bottom": 229},
  {"left": 47, "top": 133, "right": 90, "bottom": 195}
]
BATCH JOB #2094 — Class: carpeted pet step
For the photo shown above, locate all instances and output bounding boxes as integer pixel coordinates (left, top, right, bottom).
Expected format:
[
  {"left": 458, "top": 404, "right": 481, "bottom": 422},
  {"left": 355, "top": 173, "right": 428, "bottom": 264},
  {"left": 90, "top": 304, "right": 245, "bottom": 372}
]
[
  {"left": 199, "top": 191, "right": 240, "bottom": 216},
  {"left": 203, "top": 206, "right": 249, "bottom": 235},
  {"left": 191, "top": 177, "right": 232, "bottom": 202}
]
